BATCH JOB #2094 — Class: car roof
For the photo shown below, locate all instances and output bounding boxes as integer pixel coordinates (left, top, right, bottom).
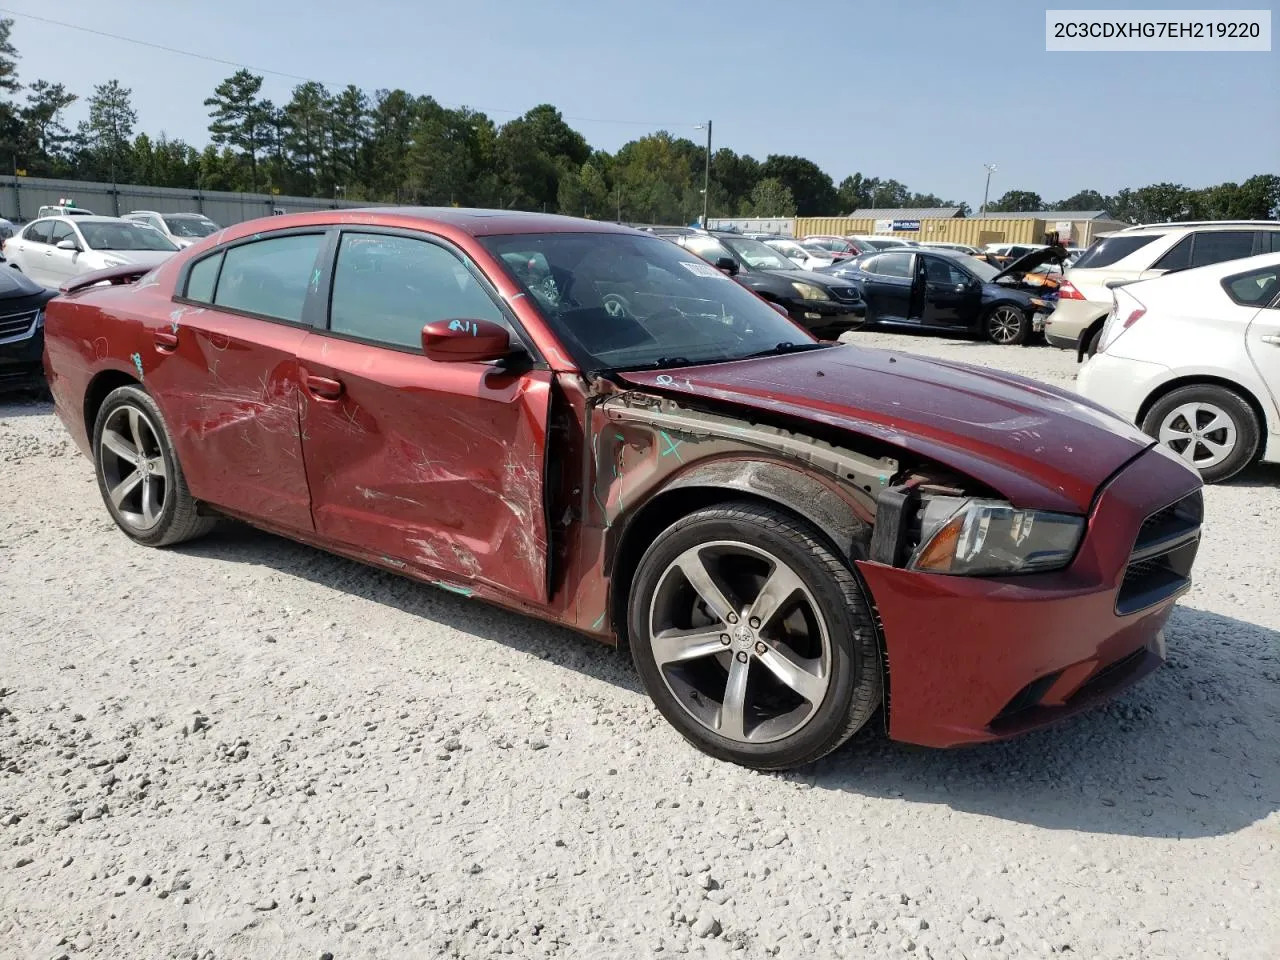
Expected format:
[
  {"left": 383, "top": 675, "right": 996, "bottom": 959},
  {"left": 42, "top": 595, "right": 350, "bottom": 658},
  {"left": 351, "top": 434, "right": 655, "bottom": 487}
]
[
  {"left": 1107, "top": 220, "right": 1280, "bottom": 237},
  {"left": 344, "top": 207, "right": 638, "bottom": 237},
  {"left": 38, "top": 215, "right": 131, "bottom": 225}
]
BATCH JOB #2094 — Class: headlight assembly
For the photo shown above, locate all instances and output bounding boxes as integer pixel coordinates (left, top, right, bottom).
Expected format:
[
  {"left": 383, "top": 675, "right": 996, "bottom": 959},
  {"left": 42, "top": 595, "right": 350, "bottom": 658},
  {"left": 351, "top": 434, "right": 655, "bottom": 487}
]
[
  {"left": 791, "top": 282, "right": 827, "bottom": 301},
  {"left": 909, "top": 496, "right": 1084, "bottom": 576}
]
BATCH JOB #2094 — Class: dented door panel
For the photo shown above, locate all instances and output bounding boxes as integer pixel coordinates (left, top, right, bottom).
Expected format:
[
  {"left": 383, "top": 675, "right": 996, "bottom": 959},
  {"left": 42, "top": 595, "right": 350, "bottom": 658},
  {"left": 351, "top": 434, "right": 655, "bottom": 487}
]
[{"left": 296, "top": 332, "right": 552, "bottom": 603}]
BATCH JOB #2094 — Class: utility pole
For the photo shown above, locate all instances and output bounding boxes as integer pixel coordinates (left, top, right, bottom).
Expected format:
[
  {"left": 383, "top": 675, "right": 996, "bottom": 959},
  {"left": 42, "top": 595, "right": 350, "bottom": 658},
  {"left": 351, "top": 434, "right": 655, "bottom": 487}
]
[
  {"left": 696, "top": 121, "right": 712, "bottom": 227},
  {"left": 981, "top": 162, "right": 997, "bottom": 216}
]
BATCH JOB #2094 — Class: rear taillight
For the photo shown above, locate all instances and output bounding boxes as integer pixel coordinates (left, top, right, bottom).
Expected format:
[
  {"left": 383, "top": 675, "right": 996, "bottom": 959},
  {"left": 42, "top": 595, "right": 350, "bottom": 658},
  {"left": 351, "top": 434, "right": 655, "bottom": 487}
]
[
  {"left": 1121, "top": 306, "right": 1146, "bottom": 330},
  {"left": 1058, "top": 281, "right": 1086, "bottom": 300}
]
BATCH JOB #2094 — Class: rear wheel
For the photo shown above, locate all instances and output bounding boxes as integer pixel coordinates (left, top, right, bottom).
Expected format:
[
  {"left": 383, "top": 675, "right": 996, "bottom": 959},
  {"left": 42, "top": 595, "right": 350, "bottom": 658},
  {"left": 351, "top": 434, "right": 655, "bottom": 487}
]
[
  {"left": 627, "top": 502, "right": 882, "bottom": 770},
  {"left": 1140, "top": 384, "right": 1260, "bottom": 483},
  {"left": 92, "top": 385, "right": 215, "bottom": 546},
  {"left": 985, "top": 304, "right": 1030, "bottom": 345}
]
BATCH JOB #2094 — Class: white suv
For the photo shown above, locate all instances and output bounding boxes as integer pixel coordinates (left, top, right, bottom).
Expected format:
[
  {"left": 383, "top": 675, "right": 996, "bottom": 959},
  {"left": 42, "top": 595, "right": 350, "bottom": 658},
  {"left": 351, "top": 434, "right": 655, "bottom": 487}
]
[{"left": 1045, "top": 221, "right": 1280, "bottom": 358}]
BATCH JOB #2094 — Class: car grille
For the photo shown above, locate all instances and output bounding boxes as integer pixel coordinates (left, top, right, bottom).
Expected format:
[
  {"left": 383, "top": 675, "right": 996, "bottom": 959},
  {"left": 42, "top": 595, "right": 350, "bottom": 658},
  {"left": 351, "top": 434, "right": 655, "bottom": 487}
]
[
  {"left": 0, "top": 310, "right": 39, "bottom": 344},
  {"left": 1115, "top": 490, "right": 1202, "bottom": 615},
  {"left": 827, "top": 286, "right": 860, "bottom": 303}
]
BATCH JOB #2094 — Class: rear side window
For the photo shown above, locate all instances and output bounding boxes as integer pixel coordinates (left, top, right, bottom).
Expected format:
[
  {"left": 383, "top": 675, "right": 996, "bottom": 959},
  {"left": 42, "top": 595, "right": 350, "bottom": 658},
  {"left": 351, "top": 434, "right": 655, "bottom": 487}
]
[
  {"left": 1073, "top": 234, "right": 1164, "bottom": 269},
  {"left": 212, "top": 234, "right": 324, "bottom": 323},
  {"left": 1266, "top": 231, "right": 1280, "bottom": 253},
  {"left": 185, "top": 252, "right": 223, "bottom": 302},
  {"left": 329, "top": 233, "right": 507, "bottom": 349},
  {"left": 1190, "top": 230, "right": 1256, "bottom": 268},
  {"left": 23, "top": 220, "right": 52, "bottom": 244},
  {"left": 1221, "top": 266, "right": 1280, "bottom": 307}
]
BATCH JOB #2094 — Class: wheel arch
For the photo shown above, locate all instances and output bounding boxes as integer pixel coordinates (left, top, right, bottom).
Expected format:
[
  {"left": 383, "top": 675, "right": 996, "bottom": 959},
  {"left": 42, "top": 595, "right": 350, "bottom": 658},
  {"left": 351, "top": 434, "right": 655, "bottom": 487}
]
[
  {"left": 606, "top": 460, "right": 873, "bottom": 650},
  {"left": 1135, "top": 373, "right": 1271, "bottom": 450},
  {"left": 83, "top": 368, "right": 143, "bottom": 442}
]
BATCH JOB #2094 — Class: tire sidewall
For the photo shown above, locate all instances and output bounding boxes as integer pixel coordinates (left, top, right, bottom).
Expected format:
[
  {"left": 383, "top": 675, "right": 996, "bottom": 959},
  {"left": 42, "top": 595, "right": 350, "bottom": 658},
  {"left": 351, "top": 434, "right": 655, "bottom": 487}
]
[
  {"left": 1141, "top": 385, "right": 1259, "bottom": 483},
  {"left": 92, "top": 385, "right": 183, "bottom": 546},
  {"left": 627, "top": 507, "right": 875, "bottom": 768}
]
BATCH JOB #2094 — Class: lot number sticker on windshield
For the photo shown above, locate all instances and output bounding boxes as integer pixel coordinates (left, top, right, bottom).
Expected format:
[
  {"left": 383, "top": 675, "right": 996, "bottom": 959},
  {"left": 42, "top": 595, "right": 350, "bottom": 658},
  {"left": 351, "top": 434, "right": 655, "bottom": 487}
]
[{"left": 679, "top": 260, "right": 729, "bottom": 279}]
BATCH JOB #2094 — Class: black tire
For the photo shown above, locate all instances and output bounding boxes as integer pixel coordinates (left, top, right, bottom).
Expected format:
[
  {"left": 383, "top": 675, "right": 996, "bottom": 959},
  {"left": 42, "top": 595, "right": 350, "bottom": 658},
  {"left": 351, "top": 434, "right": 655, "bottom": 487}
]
[
  {"left": 1083, "top": 324, "right": 1103, "bottom": 358},
  {"left": 1140, "top": 384, "right": 1260, "bottom": 484},
  {"left": 92, "top": 385, "right": 216, "bottom": 546},
  {"left": 627, "top": 501, "right": 882, "bottom": 770},
  {"left": 984, "top": 304, "right": 1030, "bottom": 345}
]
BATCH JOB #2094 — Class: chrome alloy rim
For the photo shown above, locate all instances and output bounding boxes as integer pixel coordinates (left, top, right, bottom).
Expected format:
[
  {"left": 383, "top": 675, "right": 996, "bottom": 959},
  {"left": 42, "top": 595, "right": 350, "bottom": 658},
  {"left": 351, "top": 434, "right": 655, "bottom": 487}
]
[
  {"left": 647, "top": 540, "right": 832, "bottom": 744},
  {"left": 99, "top": 405, "right": 168, "bottom": 530},
  {"left": 988, "top": 306, "right": 1024, "bottom": 344},
  {"left": 1158, "top": 402, "right": 1237, "bottom": 469}
]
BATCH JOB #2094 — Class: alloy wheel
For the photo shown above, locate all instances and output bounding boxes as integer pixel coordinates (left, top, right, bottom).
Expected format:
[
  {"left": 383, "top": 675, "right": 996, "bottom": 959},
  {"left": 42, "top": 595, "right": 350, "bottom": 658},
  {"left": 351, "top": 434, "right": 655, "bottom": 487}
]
[
  {"left": 1158, "top": 401, "right": 1237, "bottom": 469},
  {"left": 647, "top": 540, "right": 831, "bottom": 744},
  {"left": 99, "top": 405, "right": 169, "bottom": 531},
  {"left": 987, "top": 306, "right": 1024, "bottom": 344}
]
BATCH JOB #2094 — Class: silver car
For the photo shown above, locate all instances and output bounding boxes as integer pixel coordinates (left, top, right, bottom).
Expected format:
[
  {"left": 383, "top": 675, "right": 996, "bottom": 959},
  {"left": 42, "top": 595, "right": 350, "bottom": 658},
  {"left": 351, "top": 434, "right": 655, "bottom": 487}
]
[
  {"left": 5, "top": 216, "right": 179, "bottom": 289},
  {"left": 123, "top": 211, "right": 222, "bottom": 248}
]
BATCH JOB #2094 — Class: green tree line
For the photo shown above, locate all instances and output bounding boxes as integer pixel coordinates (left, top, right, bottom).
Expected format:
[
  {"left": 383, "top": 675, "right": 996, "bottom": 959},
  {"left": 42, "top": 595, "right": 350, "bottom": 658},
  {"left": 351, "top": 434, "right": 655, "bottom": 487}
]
[{"left": 0, "top": 19, "right": 1275, "bottom": 223}]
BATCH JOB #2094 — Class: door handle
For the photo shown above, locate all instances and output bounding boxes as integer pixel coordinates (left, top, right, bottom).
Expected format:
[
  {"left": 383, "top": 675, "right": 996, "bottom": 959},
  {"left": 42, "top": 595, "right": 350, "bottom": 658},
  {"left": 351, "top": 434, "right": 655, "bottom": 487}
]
[
  {"left": 153, "top": 330, "right": 179, "bottom": 351},
  {"left": 305, "top": 374, "right": 344, "bottom": 399},
  {"left": 1262, "top": 335, "right": 1280, "bottom": 346}
]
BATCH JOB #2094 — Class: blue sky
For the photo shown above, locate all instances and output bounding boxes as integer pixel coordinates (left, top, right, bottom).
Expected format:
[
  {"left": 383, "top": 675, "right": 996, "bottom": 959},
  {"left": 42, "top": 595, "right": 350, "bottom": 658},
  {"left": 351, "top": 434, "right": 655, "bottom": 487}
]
[{"left": 2, "top": 0, "right": 1275, "bottom": 208}]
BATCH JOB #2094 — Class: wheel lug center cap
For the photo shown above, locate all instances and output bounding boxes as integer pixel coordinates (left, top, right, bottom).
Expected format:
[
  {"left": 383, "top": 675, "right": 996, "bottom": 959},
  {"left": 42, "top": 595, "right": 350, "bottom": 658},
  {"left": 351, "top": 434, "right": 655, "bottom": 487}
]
[{"left": 733, "top": 626, "right": 754, "bottom": 649}]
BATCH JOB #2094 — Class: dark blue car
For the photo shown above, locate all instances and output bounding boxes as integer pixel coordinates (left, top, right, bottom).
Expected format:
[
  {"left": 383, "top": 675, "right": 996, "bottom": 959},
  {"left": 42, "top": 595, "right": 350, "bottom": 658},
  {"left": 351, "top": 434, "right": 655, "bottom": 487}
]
[{"left": 820, "top": 246, "right": 1062, "bottom": 345}]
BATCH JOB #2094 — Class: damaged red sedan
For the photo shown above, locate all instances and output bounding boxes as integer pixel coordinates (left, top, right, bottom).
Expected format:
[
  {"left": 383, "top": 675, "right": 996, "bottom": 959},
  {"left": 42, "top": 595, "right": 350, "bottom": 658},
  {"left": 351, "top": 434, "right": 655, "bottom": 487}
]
[{"left": 43, "top": 209, "right": 1203, "bottom": 770}]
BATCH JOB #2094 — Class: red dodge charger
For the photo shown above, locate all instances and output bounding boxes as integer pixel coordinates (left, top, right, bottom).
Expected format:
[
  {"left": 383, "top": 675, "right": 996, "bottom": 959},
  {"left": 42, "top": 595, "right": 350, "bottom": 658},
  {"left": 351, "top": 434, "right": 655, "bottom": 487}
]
[{"left": 42, "top": 209, "right": 1203, "bottom": 770}]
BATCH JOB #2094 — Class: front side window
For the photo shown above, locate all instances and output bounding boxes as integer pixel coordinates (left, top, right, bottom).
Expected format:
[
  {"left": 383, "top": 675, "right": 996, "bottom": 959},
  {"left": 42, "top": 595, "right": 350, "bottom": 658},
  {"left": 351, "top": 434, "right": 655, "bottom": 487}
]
[
  {"left": 923, "top": 257, "right": 970, "bottom": 285},
  {"left": 213, "top": 234, "right": 324, "bottom": 323},
  {"left": 329, "top": 233, "right": 507, "bottom": 349},
  {"left": 1190, "top": 230, "right": 1255, "bottom": 268},
  {"left": 480, "top": 232, "right": 820, "bottom": 371},
  {"left": 1072, "top": 234, "right": 1163, "bottom": 269},
  {"left": 49, "top": 221, "right": 76, "bottom": 245},
  {"left": 870, "top": 252, "right": 914, "bottom": 278},
  {"left": 23, "top": 220, "right": 52, "bottom": 244},
  {"left": 78, "top": 222, "right": 179, "bottom": 252},
  {"left": 1222, "top": 266, "right": 1280, "bottom": 307}
]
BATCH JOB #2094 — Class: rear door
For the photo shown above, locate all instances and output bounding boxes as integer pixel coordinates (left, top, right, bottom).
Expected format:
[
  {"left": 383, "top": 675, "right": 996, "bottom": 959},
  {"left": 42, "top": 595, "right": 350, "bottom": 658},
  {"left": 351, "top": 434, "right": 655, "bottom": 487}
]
[
  {"left": 295, "top": 228, "right": 552, "bottom": 602},
  {"left": 11, "top": 220, "right": 54, "bottom": 286},
  {"left": 860, "top": 251, "right": 915, "bottom": 322},
  {"left": 152, "top": 230, "right": 324, "bottom": 532},
  {"left": 1231, "top": 263, "right": 1280, "bottom": 428}
]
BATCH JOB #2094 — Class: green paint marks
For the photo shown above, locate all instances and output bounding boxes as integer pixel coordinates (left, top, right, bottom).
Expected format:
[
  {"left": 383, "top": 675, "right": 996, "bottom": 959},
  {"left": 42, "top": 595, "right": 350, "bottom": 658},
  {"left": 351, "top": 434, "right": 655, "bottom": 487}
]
[
  {"left": 590, "top": 612, "right": 606, "bottom": 630},
  {"left": 658, "top": 430, "right": 684, "bottom": 462},
  {"left": 130, "top": 352, "right": 144, "bottom": 380},
  {"left": 433, "top": 580, "right": 474, "bottom": 597}
]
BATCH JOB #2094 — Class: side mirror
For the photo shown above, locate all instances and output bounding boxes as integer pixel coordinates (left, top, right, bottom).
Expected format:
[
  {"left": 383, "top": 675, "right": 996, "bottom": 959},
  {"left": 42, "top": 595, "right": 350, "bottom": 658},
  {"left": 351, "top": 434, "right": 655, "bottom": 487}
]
[
  {"left": 422, "top": 318, "right": 515, "bottom": 363},
  {"left": 56, "top": 239, "right": 79, "bottom": 252},
  {"left": 715, "top": 256, "right": 739, "bottom": 277},
  {"left": 768, "top": 301, "right": 790, "bottom": 318}
]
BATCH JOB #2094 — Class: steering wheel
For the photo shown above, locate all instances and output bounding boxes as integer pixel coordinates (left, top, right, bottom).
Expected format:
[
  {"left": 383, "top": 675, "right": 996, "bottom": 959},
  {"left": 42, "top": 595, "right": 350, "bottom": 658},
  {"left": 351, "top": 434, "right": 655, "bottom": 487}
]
[{"left": 602, "top": 293, "right": 633, "bottom": 318}]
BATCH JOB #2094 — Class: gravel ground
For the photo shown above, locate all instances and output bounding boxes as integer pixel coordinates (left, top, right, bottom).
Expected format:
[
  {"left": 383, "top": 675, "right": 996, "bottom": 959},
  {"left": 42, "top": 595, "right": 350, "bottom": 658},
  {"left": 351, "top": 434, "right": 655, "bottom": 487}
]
[{"left": 2, "top": 331, "right": 1278, "bottom": 960}]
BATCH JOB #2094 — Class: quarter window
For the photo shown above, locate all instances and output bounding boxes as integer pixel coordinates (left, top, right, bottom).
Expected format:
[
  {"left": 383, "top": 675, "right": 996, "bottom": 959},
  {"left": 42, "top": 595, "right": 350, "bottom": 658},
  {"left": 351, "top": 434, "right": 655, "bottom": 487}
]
[
  {"left": 1072, "top": 234, "right": 1163, "bottom": 269},
  {"left": 1153, "top": 235, "right": 1192, "bottom": 271},
  {"left": 329, "top": 233, "right": 506, "bottom": 349},
  {"left": 185, "top": 252, "right": 224, "bottom": 302},
  {"left": 1222, "top": 266, "right": 1280, "bottom": 308},
  {"left": 212, "top": 234, "right": 324, "bottom": 323}
]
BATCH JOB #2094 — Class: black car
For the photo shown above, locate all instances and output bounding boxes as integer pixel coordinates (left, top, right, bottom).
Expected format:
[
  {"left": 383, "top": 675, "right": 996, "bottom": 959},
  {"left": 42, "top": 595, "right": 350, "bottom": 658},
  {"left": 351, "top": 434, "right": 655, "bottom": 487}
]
[
  {"left": 0, "top": 263, "right": 57, "bottom": 393},
  {"left": 655, "top": 229, "right": 865, "bottom": 339},
  {"left": 819, "top": 246, "right": 1063, "bottom": 345}
]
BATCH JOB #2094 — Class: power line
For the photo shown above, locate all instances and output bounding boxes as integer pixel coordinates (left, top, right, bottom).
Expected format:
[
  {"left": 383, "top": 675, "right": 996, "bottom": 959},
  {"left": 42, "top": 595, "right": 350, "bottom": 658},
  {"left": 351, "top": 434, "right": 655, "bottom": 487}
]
[{"left": 0, "top": 7, "right": 699, "bottom": 129}]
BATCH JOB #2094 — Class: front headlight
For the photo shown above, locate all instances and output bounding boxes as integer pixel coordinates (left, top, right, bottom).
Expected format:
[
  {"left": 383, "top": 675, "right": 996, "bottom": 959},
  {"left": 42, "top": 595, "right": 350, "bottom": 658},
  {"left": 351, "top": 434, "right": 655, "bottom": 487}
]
[
  {"left": 909, "top": 497, "right": 1084, "bottom": 576},
  {"left": 791, "top": 282, "right": 827, "bottom": 301}
]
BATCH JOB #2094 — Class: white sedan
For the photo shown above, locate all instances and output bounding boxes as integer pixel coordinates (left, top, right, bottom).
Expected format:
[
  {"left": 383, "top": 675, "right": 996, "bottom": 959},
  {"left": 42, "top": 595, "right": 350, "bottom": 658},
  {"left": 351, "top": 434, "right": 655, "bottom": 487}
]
[
  {"left": 5, "top": 216, "right": 179, "bottom": 289},
  {"left": 763, "top": 238, "right": 834, "bottom": 271},
  {"left": 1077, "top": 252, "right": 1280, "bottom": 482}
]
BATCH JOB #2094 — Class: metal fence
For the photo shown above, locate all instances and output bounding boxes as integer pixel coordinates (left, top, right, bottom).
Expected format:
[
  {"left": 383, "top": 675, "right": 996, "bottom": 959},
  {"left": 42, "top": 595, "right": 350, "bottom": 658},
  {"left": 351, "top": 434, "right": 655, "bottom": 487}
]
[{"left": 0, "top": 175, "right": 391, "bottom": 226}]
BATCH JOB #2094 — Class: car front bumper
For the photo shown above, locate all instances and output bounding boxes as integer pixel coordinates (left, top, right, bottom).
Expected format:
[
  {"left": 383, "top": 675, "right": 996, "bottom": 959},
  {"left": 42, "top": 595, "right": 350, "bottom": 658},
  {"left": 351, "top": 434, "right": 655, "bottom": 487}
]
[
  {"left": 0, "top": 324, "right": 45, "bottom": 392},
  {"left": 791, "top": 299, "right": 865, "bottom": 334},
  {"left": 856, "top": 445, "right": 1201, "bottom": 748}
]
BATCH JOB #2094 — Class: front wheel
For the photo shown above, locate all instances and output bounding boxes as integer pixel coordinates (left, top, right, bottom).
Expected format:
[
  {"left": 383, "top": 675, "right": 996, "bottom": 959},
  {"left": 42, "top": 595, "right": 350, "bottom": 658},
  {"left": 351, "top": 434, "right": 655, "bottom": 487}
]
[
  {"left": 1140, "top": 384, "right": 1260, "bottom": 483},
  {"left": 627, "top": 502, "right": 882, "bottom": 770},
  {"left": 984, "top": 304, "right": 1030, "bottom": 345}
]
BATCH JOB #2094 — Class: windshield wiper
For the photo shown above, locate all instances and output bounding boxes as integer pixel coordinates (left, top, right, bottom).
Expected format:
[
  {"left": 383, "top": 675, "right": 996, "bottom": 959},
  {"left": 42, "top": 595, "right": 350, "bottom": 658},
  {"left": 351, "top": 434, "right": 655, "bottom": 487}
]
[{"left": 739, "top": 341, "right": 833, "bottom": 361}]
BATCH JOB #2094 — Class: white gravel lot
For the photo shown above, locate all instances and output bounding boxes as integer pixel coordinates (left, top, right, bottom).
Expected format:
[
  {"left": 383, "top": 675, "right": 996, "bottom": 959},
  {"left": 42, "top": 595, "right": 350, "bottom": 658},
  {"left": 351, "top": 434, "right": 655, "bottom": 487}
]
[{"left": 2, "top": 330, "right": 1278, "bottom": 960}]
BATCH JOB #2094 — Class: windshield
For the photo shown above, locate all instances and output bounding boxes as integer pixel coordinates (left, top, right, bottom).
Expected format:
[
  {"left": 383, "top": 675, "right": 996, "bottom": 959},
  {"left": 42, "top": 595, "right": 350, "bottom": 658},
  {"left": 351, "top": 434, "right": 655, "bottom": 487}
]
[
  {"left": 480, "top": 232, "right": 817, "bottom": 371},
  {"left": 164, "top": 216, "right": 220, "bottom": 238},
  {"left": 721, "top": 236, "right": 796, "bottom": 271},
  {"left": 79, "top": 222, "right": 180, "bottom": 252},
  {"left": 767, "top": 240, "right": 809, "bottom": 260},
  {"left": 965, "top": 257, "right": 1001, "bottom": 281}
]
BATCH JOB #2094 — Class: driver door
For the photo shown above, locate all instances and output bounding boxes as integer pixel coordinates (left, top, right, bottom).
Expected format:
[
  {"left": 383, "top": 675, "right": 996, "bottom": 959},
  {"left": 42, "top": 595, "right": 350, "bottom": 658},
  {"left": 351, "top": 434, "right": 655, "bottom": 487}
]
[
  {"left": 919, "top": 256, "right": 981, "bottom": 327},
  {"left": 296, "top": 229, "right": 554, "bottom": 603},
  {"left": 45, "top": 221, "right": 83, "bottom": 286}
]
